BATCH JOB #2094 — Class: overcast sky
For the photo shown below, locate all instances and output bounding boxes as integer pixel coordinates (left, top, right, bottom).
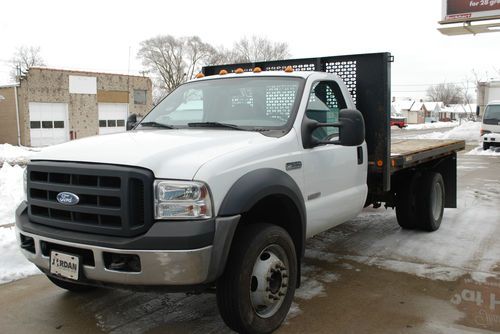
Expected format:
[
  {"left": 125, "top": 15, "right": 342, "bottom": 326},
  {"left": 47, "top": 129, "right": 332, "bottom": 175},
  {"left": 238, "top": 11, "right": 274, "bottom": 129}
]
[{"left": 1, "top": 0, "right": 499, "bottom": 99}]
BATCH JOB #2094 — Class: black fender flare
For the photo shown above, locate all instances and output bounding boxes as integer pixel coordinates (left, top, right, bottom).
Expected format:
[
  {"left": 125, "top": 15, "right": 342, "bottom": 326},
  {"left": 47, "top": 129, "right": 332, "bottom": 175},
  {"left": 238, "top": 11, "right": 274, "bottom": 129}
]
[{"left": 218, "top": 168, "right": 307, "bottom": 258}]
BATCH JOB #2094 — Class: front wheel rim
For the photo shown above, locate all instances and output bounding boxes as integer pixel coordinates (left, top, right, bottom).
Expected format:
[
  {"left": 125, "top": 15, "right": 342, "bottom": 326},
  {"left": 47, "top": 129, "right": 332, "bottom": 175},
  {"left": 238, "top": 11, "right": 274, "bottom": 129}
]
[{"left": 249, "top": 244, "right": 289, "bottom": 319}]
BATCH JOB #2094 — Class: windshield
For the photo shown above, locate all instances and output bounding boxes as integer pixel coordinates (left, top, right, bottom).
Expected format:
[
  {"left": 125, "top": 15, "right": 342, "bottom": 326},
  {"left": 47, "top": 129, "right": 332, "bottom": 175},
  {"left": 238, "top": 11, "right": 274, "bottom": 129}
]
[
  {"left": 484, "top": 105, "right": 500, "bottom": 121},
  {"left": 139, "top": 77, "right": 304, "bottom": 131}
]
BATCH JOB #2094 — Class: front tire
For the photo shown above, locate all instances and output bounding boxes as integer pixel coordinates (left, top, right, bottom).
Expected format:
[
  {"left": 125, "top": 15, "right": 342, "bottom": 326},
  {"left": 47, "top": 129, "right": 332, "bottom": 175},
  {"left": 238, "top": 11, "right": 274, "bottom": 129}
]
[{"left": 216, "top": 223, "right": 297, "bottom": 334}]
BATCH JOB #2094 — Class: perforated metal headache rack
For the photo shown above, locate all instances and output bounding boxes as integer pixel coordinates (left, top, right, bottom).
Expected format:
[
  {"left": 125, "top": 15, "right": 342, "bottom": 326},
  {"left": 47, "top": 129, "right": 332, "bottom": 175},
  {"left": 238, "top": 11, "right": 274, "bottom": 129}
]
[{"left": 203, "top": 52, "right": 394, "bottom": 194}]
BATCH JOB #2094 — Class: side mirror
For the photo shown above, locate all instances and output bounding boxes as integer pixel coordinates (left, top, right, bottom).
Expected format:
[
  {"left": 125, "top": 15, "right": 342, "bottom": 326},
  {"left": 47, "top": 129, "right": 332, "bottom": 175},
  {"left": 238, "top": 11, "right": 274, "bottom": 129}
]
[
  {"left": 337, "top": 109, "right": 365, "bottom": 146},
  {"left": 301, "top": 109, "right": 365, "bottom": 149},
  {"left": 126, "top": 113, "right": 138, "bottom": 131},
  {"left": 476, "top": 105, "right": 480, "bottom": 117}
]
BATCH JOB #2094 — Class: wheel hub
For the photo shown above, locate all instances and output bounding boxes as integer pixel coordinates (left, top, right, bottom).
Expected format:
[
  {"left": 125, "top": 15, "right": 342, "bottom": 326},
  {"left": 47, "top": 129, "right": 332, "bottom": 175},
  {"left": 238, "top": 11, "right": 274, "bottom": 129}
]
[{"left": 250, "top": 246, "right": 289, "bottom": 318}]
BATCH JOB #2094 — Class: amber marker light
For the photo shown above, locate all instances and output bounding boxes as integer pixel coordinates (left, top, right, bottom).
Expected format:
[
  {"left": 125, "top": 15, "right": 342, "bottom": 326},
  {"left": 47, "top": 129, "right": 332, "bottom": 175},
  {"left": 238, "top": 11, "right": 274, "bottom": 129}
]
[
  {"left": 219, "top": 69, "right": 228, "bottom": 75},
  {"left": 235, "top": 68, "right": 244, "bottom": 74},
  {"left": 284, "top": 66, "right": 294, "bottom": 73},
  {"left": 377, "top": 160, "right": 384, "bottom": 167},
  {"left": 253, "top": 67, "right": 262, "bottom": 73},
  {"left": 195, "top": 73, "right": 205, "bottom": 79}
]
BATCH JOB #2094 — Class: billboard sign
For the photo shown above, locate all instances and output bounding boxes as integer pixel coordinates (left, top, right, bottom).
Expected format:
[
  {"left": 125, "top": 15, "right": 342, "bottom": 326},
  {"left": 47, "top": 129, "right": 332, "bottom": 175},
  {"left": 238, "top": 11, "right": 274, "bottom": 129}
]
[{"left": 442, "top": 0, "right": 500, "bottom": 23}]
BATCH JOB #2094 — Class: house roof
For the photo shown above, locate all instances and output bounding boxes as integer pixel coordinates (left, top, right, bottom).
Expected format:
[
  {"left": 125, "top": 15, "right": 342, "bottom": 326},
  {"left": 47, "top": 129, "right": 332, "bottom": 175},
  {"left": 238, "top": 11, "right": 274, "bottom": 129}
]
[{"left": 410, "top": 102, "right": 425, "bottom": 112}]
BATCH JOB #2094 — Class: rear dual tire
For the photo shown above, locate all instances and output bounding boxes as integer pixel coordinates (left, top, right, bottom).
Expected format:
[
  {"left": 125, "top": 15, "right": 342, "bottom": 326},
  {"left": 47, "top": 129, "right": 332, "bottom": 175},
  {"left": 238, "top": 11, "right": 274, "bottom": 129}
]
[{"left": 396, "top": 172, "right": 445, "bottom": 232}]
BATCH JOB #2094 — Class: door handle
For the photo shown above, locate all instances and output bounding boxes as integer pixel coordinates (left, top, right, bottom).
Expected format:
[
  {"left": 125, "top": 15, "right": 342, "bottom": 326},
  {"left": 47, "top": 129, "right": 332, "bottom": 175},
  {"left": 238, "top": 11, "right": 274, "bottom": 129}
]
[{"left": 357, "top": 146, "right": 363, "bottom": 165}]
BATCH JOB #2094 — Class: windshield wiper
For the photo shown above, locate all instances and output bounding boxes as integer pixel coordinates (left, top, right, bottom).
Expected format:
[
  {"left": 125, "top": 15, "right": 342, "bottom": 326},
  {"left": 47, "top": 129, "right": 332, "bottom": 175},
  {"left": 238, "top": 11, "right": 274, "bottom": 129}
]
[
  {"left": 187, "top": 122, "right": 245, "bottom": 130},
  {"left": 139, "top": 122, "right": 175, "bottom": 129}
]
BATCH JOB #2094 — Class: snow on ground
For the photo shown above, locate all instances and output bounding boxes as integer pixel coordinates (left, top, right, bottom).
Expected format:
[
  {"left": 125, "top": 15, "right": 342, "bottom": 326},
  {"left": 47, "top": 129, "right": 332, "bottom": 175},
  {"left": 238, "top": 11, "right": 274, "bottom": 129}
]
[
  {"left": 0, "top": 144, "right": 41, "bottom": 166},
  {"left": 467, "top": 146, "right": 500, "bottom": 156},
  {"left": 405, "top": 121, "right": 459, "bottom": 130},
  {"left": 0, "top": 161, "right": 40, "bottom": 284},
  {"left": 409, "top": 121, "right": 481, "bottom": 143},
  {"left": 0, "top": 226, "right": 40, "bottom": 284},
  {"left": 0, "top": 163, "right": 25, "bottom": 226}
]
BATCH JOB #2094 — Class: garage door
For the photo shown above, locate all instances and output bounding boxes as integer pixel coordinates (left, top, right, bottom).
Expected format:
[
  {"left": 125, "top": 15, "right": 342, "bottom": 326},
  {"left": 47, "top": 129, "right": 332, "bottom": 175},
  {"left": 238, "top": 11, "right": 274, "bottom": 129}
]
[
  {"left": 98, "top": 103, "right": 128, "bottom": 135},
  {"left": 29, "top": 102, "right": 69, "bottom": 147}
]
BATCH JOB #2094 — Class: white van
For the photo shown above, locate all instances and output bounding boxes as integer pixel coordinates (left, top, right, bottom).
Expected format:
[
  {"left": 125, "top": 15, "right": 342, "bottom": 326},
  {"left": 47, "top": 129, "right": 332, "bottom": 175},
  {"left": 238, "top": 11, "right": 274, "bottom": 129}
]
[{"left": 481, "top": 101, "right": 500, "bottom": 150}]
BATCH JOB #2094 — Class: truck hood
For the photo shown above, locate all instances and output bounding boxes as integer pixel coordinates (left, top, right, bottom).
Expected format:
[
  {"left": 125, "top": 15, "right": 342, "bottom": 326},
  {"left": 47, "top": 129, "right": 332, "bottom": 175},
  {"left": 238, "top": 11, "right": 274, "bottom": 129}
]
[{"left": 33, "top": 130, "right": 275, "bottom": 179}]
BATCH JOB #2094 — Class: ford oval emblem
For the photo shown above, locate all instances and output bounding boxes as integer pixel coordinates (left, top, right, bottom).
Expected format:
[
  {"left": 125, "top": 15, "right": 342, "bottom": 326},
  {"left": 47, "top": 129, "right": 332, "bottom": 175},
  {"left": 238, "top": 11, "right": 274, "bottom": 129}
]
[{"left": 56, "top": 192, "right": 80, "bottom": 206}]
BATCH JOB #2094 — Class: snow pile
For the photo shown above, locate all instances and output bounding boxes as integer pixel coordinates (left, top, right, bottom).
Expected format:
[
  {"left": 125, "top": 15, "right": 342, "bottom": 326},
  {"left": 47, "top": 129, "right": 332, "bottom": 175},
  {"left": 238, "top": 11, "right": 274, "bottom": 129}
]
[
  {"left": 466, "top": 146, "right": 500, "bottom": 156},
  {"left": 0, "top": 163, "right": 25, "bottom": 226},
  {"left": 0, "top": 162, "right": 39, "bottom": 284},
  {"left": 0, "top": 144, "right": 41, "bottom": 165},
  {"left": 0, "top": 226, "right": 40, "bottom": 284},
  {"left": 406, "top": 121, "right": 458, "bottom": 130},
  {"left": 413, "top": 121, "right": 481, "bottom": 143}
]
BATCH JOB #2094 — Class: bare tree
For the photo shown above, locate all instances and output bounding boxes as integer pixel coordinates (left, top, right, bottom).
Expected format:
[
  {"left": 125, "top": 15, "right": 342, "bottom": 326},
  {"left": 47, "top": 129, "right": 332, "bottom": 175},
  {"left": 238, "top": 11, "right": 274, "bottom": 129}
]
[
  {"left": 230, "top": 36, "right": 290, "bottom": 63},
  {"left": 137, "top": 35, "right": 218, "bottom": 95},
  {"left": 10, "top": 46, "right": 46, "bottom": 80},
  {"left": 426, "top": 83, "right": 465, "bottom": 105}
]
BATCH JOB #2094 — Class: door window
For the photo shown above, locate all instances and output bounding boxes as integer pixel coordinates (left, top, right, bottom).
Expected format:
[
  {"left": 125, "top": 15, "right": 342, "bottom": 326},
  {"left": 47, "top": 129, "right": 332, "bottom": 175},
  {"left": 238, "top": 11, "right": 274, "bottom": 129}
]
[{"left": 305, "top": 81, "right": 347, "bottom": 141}]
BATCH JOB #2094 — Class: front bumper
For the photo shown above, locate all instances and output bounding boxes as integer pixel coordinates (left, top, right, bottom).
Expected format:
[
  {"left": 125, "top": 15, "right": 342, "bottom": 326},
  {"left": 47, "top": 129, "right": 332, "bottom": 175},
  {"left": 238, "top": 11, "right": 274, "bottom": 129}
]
[
  {"left": 17, "top": 229, "right": 213, "bottom": 285},
  {"left": 16, "top": 203, "right": 240, "bottom": 286},
  {"left": 483, "top": 132, "right": 500, "bottom": 144}
]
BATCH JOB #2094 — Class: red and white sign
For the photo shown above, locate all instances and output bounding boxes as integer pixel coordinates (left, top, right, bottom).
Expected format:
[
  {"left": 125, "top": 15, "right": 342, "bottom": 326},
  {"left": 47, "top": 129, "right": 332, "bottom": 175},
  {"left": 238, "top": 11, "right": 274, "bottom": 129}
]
[{"left": 442, "top": 0, "right": 500, "bottom": 23}]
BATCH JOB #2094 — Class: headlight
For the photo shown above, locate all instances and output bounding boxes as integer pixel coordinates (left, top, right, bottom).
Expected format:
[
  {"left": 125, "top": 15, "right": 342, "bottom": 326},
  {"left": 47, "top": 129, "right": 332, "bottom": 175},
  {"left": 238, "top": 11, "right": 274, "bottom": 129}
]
[{"left": 154, "top": 180, "right": 212, "bottom": 219}]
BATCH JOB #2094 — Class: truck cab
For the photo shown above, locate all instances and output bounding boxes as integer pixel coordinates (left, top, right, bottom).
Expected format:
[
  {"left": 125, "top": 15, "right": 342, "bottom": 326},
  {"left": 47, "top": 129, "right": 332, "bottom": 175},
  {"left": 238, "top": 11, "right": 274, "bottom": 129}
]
[{"left": 481, "top": 100, "right": 500, "bottom": 150}]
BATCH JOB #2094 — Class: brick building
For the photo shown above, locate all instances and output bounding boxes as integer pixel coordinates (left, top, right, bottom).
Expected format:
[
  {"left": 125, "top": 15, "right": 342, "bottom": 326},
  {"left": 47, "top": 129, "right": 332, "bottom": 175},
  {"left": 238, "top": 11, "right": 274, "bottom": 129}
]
[{"left": 0, "top": 68, "right": 152, "bottom": 147}]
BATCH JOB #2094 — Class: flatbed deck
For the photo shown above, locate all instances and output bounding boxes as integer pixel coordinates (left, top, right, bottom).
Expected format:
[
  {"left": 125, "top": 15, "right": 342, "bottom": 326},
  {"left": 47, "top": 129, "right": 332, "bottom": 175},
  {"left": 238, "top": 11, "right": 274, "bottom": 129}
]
[{"left": 390, "top": 139, "right": 465, "bottom": 172}]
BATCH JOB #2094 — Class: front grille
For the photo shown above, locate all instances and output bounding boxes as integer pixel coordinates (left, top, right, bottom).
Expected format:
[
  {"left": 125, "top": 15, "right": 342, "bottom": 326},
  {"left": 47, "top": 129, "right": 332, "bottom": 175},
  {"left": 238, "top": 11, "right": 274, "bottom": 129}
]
[{"left": 27, "top": 161, "right": 154, "bottom": 237}]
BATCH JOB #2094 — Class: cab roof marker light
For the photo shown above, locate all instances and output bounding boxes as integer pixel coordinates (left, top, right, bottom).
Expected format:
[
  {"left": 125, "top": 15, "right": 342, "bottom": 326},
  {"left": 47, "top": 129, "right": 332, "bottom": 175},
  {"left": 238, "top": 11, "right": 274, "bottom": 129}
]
[
  {"left": 195, "top": 73, "right": 205, "bottom": 79},
  {"left": 284, "top": 66, "right": 294, "bottom": 73},
  {"left": 235, "top": 68, "right": 244, "bottom": 74},
  {"left": 219, "top": 69, "right": 228, "bottom": 75},
  {"left": 253, "top": 67, "right": 262, "bottom": 73}
]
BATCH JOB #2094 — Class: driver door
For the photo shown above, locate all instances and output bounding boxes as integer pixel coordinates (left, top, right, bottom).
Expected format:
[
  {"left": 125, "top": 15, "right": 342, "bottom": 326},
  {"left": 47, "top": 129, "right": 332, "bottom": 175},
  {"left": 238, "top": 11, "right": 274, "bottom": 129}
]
[{"left": 302, "top": 80, "right": 367, "bottom": 237}]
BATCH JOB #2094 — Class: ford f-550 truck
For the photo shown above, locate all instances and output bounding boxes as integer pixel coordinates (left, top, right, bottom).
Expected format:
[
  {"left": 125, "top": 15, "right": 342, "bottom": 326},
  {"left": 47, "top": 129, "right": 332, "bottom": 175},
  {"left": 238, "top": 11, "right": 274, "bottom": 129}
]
[{"left": 16, "top": 53, "right": 465, "bottom": 333}]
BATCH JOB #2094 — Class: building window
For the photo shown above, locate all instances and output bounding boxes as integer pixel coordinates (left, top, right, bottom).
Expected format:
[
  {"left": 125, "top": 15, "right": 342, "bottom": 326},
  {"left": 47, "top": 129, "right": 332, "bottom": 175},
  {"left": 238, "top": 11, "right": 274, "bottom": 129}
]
[
  {"left": 100, "top": 119, "right": 126, "bottom": 127},
  {"left": 30, "top": 121, "right": 41, "bottom": 129},
  {"left": 42, "top": 121, "right": 53, "bottom": 129},
  {"left": 54, "top": 121, "right": 65, "bottom": 128},
  {"left": 134, "top": 90, "right": 147, "bottom": 105}
]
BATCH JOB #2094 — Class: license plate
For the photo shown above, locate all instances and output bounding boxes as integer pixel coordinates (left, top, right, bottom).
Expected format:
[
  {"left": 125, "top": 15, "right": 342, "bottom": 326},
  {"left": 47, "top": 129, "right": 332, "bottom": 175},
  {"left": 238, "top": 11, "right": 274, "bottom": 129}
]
[{"left": 50, "top": 251, "right": 80, "bottom": 280}]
